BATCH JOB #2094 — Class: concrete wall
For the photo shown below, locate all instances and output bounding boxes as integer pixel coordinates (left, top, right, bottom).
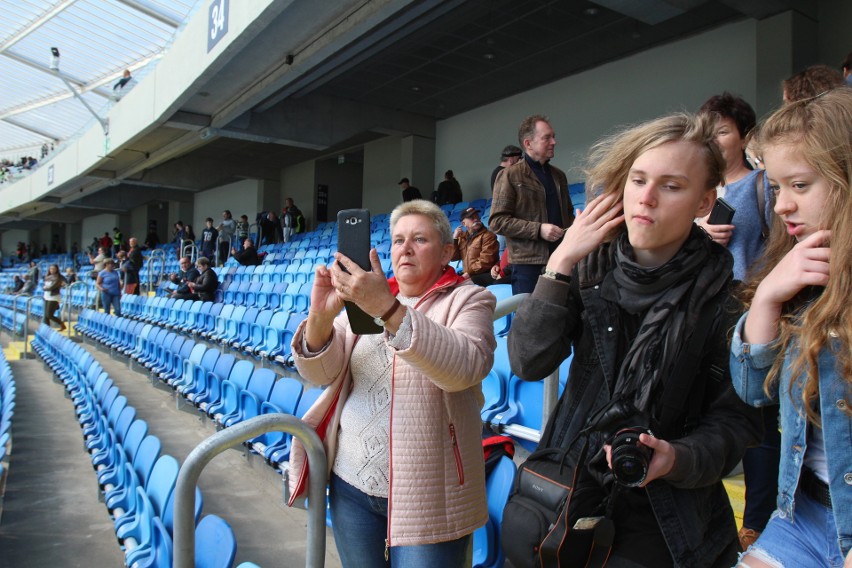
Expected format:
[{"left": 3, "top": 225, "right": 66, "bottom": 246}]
[
  {"left": 81, "top": 214, "right": 120, "bottom": 251},
  {"left": 192, "top": 179, "right": 262, "bottom": 232},
  {"left": 363, "top": 136, "right": 404, "bottom": 218},
  {"left": 434, "top": 20, "right": 762, "bottom": 202},
  {"left": 315, "top": 157, "right": 363, "bottom": 225},
  {"left": 281, "top": 161, "right": 316, "bottom": 225},
  {"left": 1, "top": 230, "right": 30, "bottom": 259}
]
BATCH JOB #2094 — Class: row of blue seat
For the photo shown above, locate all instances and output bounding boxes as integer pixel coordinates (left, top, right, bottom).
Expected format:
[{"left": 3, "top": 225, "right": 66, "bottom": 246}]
[
  {"left": 0, "top": 350, "right": 15, "bottom": 500},
  {"left": 31, "top": 324, "right": 243, "bottom": 568},
  {"left": 115, "top": 297, "right": 307, "bottom": 365},
  {"left": 73, "top": 307, "right": 519, "bottom": 568}
]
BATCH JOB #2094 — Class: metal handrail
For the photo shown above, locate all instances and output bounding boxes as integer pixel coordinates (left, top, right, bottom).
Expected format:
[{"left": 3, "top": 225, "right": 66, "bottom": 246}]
[
  {"left": 144, "top": 249, "right": 166, "bottom": 294},
  {"left": 173, "top": 414, "right": 327, "bottom": 568},
  {"left": 491, "top": 292, "right": 559, "bottom": 432},
  {"left": 23, "top": 295, "right": 37, "bottom": 358},
  {"left": 252, "top": 221, "right": 262, "bottom": 249},
  {"left": 181, "top": 241, "right": 198, "bottom": 263},
  {"left": 11, "top": 294, "right": 25, "bottom": 338},
  {"left": 66, "top": 281, "right": 89, "bottom": 339}
]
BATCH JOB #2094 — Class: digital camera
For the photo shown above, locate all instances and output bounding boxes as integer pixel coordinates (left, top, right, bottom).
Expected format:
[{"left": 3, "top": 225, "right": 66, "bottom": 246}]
[{"left": 608, "top": 427, "right": 654, "bottom": 487}]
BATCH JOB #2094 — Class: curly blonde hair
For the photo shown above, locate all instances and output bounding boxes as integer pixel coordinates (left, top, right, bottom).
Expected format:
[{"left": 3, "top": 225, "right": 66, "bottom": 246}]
[{"left": 742, "top": 88, "right": 852, "bottom": 424}]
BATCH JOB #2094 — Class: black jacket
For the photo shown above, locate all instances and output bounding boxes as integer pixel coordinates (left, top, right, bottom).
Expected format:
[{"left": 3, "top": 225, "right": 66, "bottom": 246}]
[
  {"left": 192, "top": 268, "right": 219, "bottom": 302},
  {"left": 507, "top": 242, "right": 761, "bottom": 568},
  {"left": 233, "top": 246, "right": 260, "bottom": 266}
]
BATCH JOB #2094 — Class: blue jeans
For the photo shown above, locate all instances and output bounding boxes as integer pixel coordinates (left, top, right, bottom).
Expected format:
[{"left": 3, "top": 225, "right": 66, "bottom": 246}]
[
  {"left": 740, "top": 489, "right": 844, "bottom": 568},
  {"left": 101, "top": 292, "right": 121, "bottom": 316},
  {"left": 510, "top": 264, "right": 544, "bottom": 295},
  {"left": 328, "top": 474, "right": 472, "bottom": 568}
]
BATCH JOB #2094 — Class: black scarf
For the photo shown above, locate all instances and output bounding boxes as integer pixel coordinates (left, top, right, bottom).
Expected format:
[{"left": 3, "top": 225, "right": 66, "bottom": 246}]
[{"left": 592, "top": 225, "right": 732, "bottom": 413}]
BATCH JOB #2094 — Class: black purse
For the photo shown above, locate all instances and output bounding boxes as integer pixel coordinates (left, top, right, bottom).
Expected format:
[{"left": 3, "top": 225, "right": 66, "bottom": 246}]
[{"left": 502, "top": 439, "right": 614, "bottom": 568}]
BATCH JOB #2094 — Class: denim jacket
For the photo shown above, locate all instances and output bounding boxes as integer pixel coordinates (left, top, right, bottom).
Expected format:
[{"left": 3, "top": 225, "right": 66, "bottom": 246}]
[{"left": 730, "top": 313, "right": 852, "bottom": 556}]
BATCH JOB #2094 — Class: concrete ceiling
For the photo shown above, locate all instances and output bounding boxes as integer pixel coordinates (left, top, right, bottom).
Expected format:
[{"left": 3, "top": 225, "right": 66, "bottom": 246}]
[{"left": 2, "top": 0, "right": 807, "bottom": 233}]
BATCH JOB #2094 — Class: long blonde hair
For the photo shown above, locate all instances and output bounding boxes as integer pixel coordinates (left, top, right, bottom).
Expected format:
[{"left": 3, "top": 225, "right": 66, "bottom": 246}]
[{"left": 743, "top": 88, "right": 852, "bottom": 424}]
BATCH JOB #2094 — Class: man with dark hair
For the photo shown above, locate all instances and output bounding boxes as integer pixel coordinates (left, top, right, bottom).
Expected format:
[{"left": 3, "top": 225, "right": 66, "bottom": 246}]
[
  {"left": 398, "top": 178, "right": 422, "bottom": 202},
  {"left": 491, "top": 145, "right": 523, "bottom": 190},
  {"left": 452, "top": 207, "right": 499, "bottom": 286},
  {"left": 281, "top": 198, "right": 305, "bottom": 242},
  {"left": 231, "top": 238, "right": 261, "bottom": 266},
  {"left": 200, "top": 217, "right": 218, "bottom": 260},
  {"left": 490, "top": 114, "right": 574, "bottom": 295},
  {"left": 186, "top": 257, "right": 218, "bottom": 302},
  {"left": 169, "top": 256, "right": 200, "bottom": 299},
  {"left": 434, "top": 170, "right": 463, "bottom": 205}
]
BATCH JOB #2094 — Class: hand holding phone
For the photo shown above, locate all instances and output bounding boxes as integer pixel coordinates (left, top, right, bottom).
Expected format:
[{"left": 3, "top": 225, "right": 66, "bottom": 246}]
[
  {"left": 707, "top": 197, "right": 735, "bottom": 225},
  {"left": 337, "top": 209, "right": 383, "bottom": 334}
]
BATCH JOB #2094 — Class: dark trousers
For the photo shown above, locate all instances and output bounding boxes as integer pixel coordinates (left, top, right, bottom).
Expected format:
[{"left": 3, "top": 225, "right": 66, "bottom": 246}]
[
  {"left": 510, "top": 264, "right": 544, "bottom": 295},
  {"left": 742, "top": 405, "right": 782, "bottom": 531}
]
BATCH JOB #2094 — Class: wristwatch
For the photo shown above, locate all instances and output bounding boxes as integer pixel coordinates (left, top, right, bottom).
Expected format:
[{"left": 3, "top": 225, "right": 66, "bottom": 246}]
[
  {"left": 542, "top": 268, "right": 571, "bottom": 283},
  {"left": 373, "top": 299, "right": 402, "bottom": 327}
]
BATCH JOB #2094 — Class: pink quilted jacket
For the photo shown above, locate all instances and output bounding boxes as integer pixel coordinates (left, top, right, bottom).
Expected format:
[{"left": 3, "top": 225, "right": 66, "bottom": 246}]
[{"left": 288, "top": 270, "right": 497, "bottom": 547}]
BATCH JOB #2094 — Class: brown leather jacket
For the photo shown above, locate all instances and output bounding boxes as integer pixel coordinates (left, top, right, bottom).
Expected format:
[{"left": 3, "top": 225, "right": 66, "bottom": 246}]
[
  {"left": 452, "top": 228, "right": 499, "bottom": 276},
  {"left": 489, "top": 157, "right": 574, "bottom": 265}
]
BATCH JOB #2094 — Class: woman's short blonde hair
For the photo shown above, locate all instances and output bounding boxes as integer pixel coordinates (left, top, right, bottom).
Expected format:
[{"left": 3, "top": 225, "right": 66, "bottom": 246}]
[{"left": 389, "top": 199, "right": 453, "bottom": 245}]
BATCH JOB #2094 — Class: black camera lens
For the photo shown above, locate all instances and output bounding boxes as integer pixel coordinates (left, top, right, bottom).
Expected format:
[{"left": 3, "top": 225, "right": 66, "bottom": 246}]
[{"left": 610, "top": 428, "right": 653, "bottom": 487}]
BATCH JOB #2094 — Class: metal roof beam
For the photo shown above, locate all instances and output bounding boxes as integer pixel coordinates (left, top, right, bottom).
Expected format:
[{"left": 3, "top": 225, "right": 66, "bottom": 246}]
[
  {"left": 115, "top": 0, "right": 182, "bottom": 28},
  {"left": 0, "top": 0, "right": 81, "bottom": 54},
  {"left": 1, "top": 118, "right": 62, "bottom": 141},
  {"left": 1, "top": 50, "right": 112, "bottom": 99}
]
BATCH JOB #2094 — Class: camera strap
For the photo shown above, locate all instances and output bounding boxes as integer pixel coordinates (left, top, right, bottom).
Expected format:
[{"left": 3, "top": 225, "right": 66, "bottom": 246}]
[{"left": 657, "top": 296, "right": 722, "bottom": 435}]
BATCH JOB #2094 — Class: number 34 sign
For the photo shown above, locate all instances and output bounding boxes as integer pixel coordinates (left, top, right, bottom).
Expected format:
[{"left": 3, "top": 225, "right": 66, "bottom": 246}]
[{"left": 207, "top": 0, "right": 229, "bottom": 52}]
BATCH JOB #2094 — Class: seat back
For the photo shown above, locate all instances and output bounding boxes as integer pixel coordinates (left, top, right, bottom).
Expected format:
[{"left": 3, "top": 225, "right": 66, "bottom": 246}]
[{"left": 194, "top": 515, "right": 236, "bottom": 568}]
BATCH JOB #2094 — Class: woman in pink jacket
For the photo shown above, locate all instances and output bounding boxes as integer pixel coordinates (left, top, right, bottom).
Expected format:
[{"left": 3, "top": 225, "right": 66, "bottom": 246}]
[{"left": 289, "top": 200, "right": 497, "bottom": 567}]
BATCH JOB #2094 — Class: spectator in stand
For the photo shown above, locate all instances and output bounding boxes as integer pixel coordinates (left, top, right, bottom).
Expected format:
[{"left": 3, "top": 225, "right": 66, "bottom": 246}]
[
  {"left": 113, "top": 69, "right": 132, "bottom": 92},
  {"left": 7, "top": 275, "right": 23, "bottom": 294},
  {"left": 128, "top": 237, "right": 143, "bottom": 271},
  {"left": 96, "top": 259, "right": 121, "bottom": 316},
  {"left": 16, "top": 275, "right": 35, "bottom": 296},
  {"left": 282, "top": 198, "right": 305, "bottom": 242},
  {"left": 217, "top": 210, "right": 236, "bottom": 265},
  {"left": 169, "top": 256, "right": 199, "bottom": 300},
  {"left": 26, "top": 260, "right": 40, "bottom": 284},
  {"left": 42, "top": 264, "right": 66, "bottom": 331},
  {"left": 88, "top": 246, "right": 109, "bottom": 277},
  {"left": 434, "top": 169, "right": 463, "bottom": 205},
  {"left": 144, "top": 227, "right": 160, "bottom": 250},
  {"left": 183, "top": 224, "right": 196, "bottom": 252},
  {"left": 782, "top": 64, "right": 844, "bottom": 104},
  {"left": 843, "top": 51, "right": 852, "bottom": 86},
  {"left": 231, "top": 238, "right": 260, "bottom": 266},
  {"left": 112, "top": 227, "right": 123, "bottom": 254},
  {"left": 200, "top": 218, "right": 218, "bottom": 261},
  {"left": 491, "top": 145, "right": 523, "bottom": 190},
  {"left": 398, "top": 177, "right": 422, "bottom": 202},
  {"left": 88, "top": 237, "right": 99, "bottom": 255},
  {"left": 173, "top": 221, "right": 186, "bottom": 244},
  {"left": 452, "top": 207, "right": 499, "bottom": 286},
  {"left": 117, "top": 250, "right": 138, "bottom": 295},
  {"left": 99, "top": 232, "right": 112, "bottom": 251},
  {"left": 186, "top": 257, "right": 218, "bottom": 302},
  {"left": 490, "top": 114, "right": 575, "bottom": 295},
  {"left": 64, "top": 267, "right": 77, "bottom": 285},
  {"left": 235, "top": 215, "right": 250, "bottom": 248},
  {"left": 489, "top": 249, "right": 510, "bottom": 284}
]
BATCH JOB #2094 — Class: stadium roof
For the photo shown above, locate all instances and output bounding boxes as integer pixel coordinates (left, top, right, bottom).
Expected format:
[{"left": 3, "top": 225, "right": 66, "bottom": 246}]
[{"left": 0, "top": 0, "right": 202, "bottom": 162}]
